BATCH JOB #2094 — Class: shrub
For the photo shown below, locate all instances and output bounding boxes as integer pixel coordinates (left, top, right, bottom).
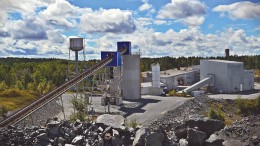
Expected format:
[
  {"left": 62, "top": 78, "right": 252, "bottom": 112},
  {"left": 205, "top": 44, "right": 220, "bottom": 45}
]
[
  {"left": 127, "top": 119, "right": 138, "bottom": 129},
  {"left": 235, "top": 96, "right": 258, "bottom": 115},
  {"left": 69, "top": 112, "right": 87, "bottom": 122},
  {"left": 208, "top": 108, "right": 225, "bottom": 122},
  {"left": 168, "top": 90, "right": 177, "bottom": 96}
]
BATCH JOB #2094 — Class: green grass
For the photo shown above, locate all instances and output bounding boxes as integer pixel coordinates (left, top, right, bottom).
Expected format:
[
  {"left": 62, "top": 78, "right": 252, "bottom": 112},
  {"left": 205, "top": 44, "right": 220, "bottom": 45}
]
[{"left": 0, "top": 89, "right": 38, "bottom": 116}]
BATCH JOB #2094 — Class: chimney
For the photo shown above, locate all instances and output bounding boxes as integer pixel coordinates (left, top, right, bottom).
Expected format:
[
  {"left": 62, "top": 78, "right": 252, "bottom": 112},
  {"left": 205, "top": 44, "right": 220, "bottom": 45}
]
[{"left": 225, "top": 49, "right": 229, "bottom": 58}]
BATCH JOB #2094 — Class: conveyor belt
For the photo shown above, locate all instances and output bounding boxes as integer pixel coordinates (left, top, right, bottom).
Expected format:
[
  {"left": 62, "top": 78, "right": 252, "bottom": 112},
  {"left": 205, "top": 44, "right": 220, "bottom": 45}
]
[{"left": 0, "top": 54, "right": 114, "bottom": 127}]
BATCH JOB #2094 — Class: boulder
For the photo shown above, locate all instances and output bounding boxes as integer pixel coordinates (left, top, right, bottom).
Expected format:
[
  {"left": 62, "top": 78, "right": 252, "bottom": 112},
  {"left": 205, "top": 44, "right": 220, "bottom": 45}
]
[
  {"left": 46, "top": 121, "right": 60, "bottom": 137},
  {"left": 96, "top": 114, "right": 125, "bottom": 129},
  {"left": 184, "top": 117, "right": 224, "bottom": 137},
  {"left": 174, "top": 125, "right": 187, "bottom": 139},
  {"left": 71, "top": 135, "right": 84, "bottom": 145},
  {"left": 146, "top": 132, "right": 163, "bottom": 146},
  {"left": 133, "top": 127, "right": 151, "bottom": 146},
  {"left": 187, "top": 128, "right": 207, "bottom": 146},
  {"left": 112, "top": 136, "right": 124, "bottom": 146},
  {"left": 204, "top": 134, "right": 224, "bottom": 146},
  {"left": 179, "top": 138, "right": 188, "bottom": 146}
]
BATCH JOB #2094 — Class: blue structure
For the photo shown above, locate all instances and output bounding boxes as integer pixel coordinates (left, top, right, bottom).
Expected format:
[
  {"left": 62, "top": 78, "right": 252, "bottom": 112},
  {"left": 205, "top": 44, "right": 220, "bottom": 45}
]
[
  {"left": 101, "top": 51, "right": 122, "bottom": 67},
  {"left": 117, "top": 41, "right": 131, "bottom": 55}
]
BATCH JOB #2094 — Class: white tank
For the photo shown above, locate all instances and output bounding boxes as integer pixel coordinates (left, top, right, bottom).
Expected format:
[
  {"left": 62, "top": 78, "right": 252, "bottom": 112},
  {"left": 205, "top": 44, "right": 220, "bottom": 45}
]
[
  {"left": 69, "top": 37, "right": 84, "bottom": 51},
  {"left": 152, "top": 63, "right": 160, "bottom": 88}
]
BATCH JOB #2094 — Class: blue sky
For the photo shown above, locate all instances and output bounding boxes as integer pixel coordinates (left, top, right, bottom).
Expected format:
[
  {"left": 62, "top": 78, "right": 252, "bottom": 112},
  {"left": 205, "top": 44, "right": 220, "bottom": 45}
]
[{"left": 0, "top": 0, "right": 259, "bottom": 60}]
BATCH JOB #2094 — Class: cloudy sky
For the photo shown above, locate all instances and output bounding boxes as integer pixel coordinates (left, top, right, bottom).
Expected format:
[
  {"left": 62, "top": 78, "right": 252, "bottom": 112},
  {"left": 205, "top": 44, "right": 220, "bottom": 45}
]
[{"left": 0, "top": 0, "right": 259, "bottom": 60}]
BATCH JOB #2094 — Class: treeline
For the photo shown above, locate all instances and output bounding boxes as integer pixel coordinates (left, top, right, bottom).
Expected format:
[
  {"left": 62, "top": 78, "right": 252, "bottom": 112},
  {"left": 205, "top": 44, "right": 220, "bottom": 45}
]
[
  {"left": 0, "top": 57, "right": 97, "bottom": 94},
  {"left": 0, "top": 55, "right": 259, "bottom": 94},
  {"left": 140, "top": 55, "right": 260, "bottom": 72}
]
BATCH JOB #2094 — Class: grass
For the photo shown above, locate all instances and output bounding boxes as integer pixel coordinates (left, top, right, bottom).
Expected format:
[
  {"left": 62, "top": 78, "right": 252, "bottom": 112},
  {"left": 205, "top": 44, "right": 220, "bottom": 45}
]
[
  {"left": 207, "top": 96, "right": 260, "bottom": 125},
  {"left": 235, "top": 96, "right": 260, "bottom": 115},
  {"left": 0, "top": 89, "right": 38, "bottom": 116},
  {"left": 168, "top": 90, "right": 190, "bottom": 97}
]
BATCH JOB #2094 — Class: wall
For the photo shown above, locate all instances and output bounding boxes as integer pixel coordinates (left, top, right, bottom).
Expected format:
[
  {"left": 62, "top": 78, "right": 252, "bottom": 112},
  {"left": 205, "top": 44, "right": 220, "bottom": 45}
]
[
  {"left": 200, "top": 60, "right": 244, "bottom": 93},
  {"left": 122, "top": 54, "right": 141, "bottom": 100},
  {"left": 243, "top": 70, "right": 254, "bottom": 90}
]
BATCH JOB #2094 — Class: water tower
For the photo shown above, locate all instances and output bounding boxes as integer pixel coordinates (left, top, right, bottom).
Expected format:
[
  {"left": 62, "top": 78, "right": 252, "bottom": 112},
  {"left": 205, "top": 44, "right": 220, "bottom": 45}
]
[{"left": 69, "top": 37, "right": 84, "bottom": 76}]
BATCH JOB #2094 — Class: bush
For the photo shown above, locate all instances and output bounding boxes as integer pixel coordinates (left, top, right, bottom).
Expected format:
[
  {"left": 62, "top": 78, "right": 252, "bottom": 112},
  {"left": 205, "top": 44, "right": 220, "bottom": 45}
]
[
  {"left": 208, "top": 108, "right": 225, "bottom": 122},
  {"left": 69, "top": 112, "right": 87, "bottom": 122},
  {"left": 235, "top": 97, "right": 258, "bottom": 115},
  {"left": 126, "top": 118, "right": 138, "bottom": 129},
  {"left": 168, "top": 90, "right": 177, "bottom": 96}
]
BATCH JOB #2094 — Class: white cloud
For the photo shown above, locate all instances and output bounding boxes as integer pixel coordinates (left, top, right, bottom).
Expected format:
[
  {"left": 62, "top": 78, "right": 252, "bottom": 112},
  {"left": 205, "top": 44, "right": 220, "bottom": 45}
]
[
  {"left": 139, "top": 2, "right": 152, "bottom": 11},
  {"left": 40, "top": 0, "right": 86, "bottom": 28},
  {"left": 213, "top": 1, "right": 260, "bottom": 19},
  {"left": 157, "top": 0, "right": 206, "bottom": 26},
  {"left": 79, "top": 9, "right": 136, "bottom": 34}
]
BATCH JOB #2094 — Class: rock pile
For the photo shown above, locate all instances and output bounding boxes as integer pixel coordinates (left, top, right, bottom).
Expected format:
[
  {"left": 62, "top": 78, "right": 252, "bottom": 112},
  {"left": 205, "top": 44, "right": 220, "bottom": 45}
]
[{"left": 0, "top": 114, "right": 227, "bottom": 146}]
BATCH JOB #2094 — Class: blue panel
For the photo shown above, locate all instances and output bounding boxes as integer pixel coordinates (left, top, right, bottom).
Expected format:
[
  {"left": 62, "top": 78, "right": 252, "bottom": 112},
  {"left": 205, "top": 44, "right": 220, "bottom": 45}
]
[
  {"left": 101, "top": 51, "right": 122, "bottom": 67},
  {"left": 117, "top": 41, "right": 131, "bottom": 55}
]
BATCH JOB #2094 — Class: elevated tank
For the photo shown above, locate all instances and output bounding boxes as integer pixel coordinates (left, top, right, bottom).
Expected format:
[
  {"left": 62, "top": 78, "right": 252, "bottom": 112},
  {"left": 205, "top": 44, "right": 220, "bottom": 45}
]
[
  {"left": 152, "top": 63, "right": 160, "bottom": 88},
  {"left": 69, "top": 37, "right": 84, "bottom": 51}
]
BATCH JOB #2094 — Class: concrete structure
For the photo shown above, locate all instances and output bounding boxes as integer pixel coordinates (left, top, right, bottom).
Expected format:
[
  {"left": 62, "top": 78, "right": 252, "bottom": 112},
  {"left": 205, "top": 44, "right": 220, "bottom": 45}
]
[
  {"left": 142, "top": 67, "right": 200, "bottom": 91},
  {"left": 152, "top": 63, "right": 160, "bottom": 88},
  {"left": 122, "top": 54, "right": 141, "bottom": 100},
  {"left": 160, "top": 69, "right": 199, "bottom": 90},
  {"left": 200, "top": 59, "right": 254, "bottom": 93},
  {"left": 109, "top": 67, "right": 122, "bottom": 97},
  {"left": 141, "top": 82, "right": 163, "bottom": 95}
]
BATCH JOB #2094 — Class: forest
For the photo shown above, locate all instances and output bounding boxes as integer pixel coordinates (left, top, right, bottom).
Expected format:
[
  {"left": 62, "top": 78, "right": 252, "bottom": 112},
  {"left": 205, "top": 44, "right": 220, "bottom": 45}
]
[{"left": 0, "top": 55, "right": 259, "bottom": 95}]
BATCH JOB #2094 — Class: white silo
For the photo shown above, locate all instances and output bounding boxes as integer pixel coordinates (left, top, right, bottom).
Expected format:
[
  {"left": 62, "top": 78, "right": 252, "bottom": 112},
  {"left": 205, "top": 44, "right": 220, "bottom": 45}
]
[
  {"left": 152, "top": 63, "right": 160, "bottom": 88},
  {"left": 69, "top": 37, "right": 84, "bottom": 75}
]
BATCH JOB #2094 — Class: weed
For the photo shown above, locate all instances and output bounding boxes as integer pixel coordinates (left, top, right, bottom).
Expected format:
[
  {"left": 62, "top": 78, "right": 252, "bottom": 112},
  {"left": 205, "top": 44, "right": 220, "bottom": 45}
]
[{"left": 207, "top": 107, "right": 225, "bottom": 122}]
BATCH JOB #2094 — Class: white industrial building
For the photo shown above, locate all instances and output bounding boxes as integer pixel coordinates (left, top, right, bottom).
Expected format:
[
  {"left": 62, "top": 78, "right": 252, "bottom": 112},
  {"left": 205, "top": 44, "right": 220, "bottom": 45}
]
[
  {"left": 160, "top": 69, "right": 199, "bottom": 90},
  {"left": 199, "top": 59, "right": 254, "bottom": 93},
  {"left": 142, "top": 59, "right": 254, "bottom": 95}
]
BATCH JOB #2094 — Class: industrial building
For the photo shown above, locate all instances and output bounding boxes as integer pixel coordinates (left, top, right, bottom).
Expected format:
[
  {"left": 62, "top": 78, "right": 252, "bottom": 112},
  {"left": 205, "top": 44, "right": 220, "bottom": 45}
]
[
  {"left": 141, "top": 66, "right": 199, "bottom": 94},
  {"left": 199, "top": 59, "right": 254, "bottom": 93},
  {"left": 142, "top": 59, "right": 254, "bottom": 95}
]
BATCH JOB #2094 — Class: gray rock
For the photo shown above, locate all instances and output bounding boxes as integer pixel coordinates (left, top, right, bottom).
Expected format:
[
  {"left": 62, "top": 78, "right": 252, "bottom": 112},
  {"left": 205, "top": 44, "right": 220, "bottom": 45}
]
[
  {"left": 47, "top": 121, "right": 60, "bottom": 137},
  {"left": 187, "top": 128, "right": 207, "bottom": 146},
  {"left": 146, "top": 132, "right": 163, "bottom": 146},
  {"left": 205, "top": 134, "right": 224, "bottom": 146},
  {"left": 133, "top": 127, "right": 151, "bottom": 146},
  {"left": 175, "top": 126, "right": 187, "bottom": 139},
  {"left": 58, "top": 137, "right": 65, "bottom": 144},
  {"left": 179, "top": 138, "right": 189, "bottom": 146},
  {"left": 96, "top": 114, "right": 125, "bottom": 129},
  {"left": 72, "top": 135, "right": 84, "bottom": 145},
  {"left": 112, "top": 136, "right": 124, "bottom": 146},
  {"left": 37, "top": 133, "right": 48, "bottom": 141},
  {"left": 184, "top": 117, "right": 225, "bottom": 137}
]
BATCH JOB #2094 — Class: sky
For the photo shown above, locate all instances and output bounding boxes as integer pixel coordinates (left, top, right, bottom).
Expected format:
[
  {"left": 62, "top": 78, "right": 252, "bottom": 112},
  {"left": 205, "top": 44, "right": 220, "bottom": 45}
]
[{"left": 0, "top": 0, "right": 259, "bottom": 60}]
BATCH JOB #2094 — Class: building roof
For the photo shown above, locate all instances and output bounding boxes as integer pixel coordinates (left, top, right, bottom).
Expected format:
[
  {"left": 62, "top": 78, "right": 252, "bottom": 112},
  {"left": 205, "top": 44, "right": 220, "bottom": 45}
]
[
  {"left": 204, "top": 59, "right": 243, "bottom": 64},
  {"left": 160, "top": 69, "right": 196, "bottom": 78}
]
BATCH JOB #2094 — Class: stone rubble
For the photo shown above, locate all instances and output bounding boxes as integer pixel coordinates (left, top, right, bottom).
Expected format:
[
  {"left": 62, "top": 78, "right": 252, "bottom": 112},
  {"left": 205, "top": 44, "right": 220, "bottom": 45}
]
[{"left": 0, "top": 95, "right": 259, "bottom": 146}]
